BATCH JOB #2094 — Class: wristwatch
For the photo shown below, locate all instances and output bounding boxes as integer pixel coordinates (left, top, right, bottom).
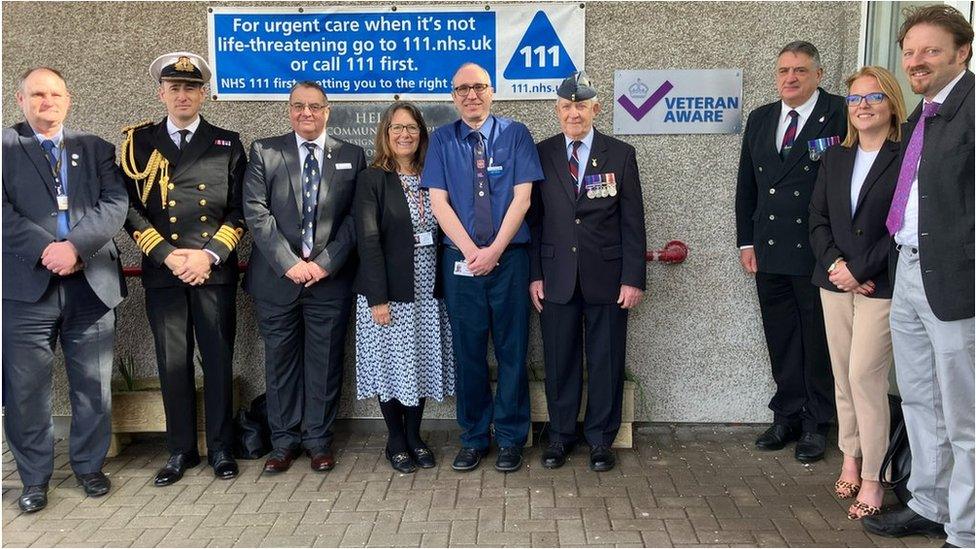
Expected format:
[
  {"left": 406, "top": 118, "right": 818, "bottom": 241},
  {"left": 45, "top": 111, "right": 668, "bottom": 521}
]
[{"left": 827, "top": 257, "right": 843, "bottom": 274}]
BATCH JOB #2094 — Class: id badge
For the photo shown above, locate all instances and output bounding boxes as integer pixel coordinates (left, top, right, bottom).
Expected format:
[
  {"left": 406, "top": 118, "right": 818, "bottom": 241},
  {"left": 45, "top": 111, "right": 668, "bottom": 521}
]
[
  {"left": 453, "top": 260, "right": 474, "bottom": 277},
  {"left": 57, "top": 195, "right": 69, "bottom": 211},
  {"left": 486, "top": 165, "right": 503, "bottom": 178},
  {"left": 414, "top": 231, "right": 434, "bottom": 247}
]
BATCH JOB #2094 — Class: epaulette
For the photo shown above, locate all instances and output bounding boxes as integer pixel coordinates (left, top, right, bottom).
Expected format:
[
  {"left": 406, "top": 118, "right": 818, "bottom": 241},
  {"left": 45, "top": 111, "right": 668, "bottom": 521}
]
[{"left": 121, "top": 120, "right": 153, "bottom": 134}]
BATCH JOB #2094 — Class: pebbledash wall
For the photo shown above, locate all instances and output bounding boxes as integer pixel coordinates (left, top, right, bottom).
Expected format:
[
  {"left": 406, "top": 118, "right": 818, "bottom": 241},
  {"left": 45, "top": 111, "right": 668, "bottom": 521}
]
[{"left": 1, "top": 1, "right": 861, "bottom": 423}]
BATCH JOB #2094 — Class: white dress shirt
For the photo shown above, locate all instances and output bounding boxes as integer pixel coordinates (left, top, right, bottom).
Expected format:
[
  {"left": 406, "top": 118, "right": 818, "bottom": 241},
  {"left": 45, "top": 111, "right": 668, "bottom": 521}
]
[
  {"left": 895, "top": 69, "right": 966, "bottom": 247},
  {"left": 295, "top": 131, "right": 327, "bottom": 169},
  {"left": 775, "top": 89, "right": 820, "bottom": 154},
  {"left": 850, "top": 147, "right": 880, "bottom": 217},
  {"left": 166, "top": 116, "right": 201, "bottom": 148}
]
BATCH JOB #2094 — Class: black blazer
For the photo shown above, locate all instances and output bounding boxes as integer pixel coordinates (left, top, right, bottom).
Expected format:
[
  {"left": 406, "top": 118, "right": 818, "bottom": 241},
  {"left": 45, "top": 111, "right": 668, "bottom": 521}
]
[
  {"left": 243, "top": 132, "right": 366, "bottom": 305},
  {"left": 353, "top": 167, "right": 442, "bottom": 306},
  {"left": 2, "top": 122, "right": 128, "bottom": 307},
  {"left": 122, "top": 116, "right": 247, "bottom": 288},
  {"left": 889, "top": 70, "right": 974, "bottom": 321},
  {"left": 529, "top": 129, "right": 647, "bottom": 305},
  {"left": 809, "top": 140, "right": 900, "bottom": 298},
  {"left": 735, "top": 88, "right": 847, "bottom": 276}
]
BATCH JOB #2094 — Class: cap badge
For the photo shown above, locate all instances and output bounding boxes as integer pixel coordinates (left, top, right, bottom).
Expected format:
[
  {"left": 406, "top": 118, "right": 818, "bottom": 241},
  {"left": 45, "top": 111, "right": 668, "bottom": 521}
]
[{"left": 174, "top": 56, "right": 195, "bottom": 73}]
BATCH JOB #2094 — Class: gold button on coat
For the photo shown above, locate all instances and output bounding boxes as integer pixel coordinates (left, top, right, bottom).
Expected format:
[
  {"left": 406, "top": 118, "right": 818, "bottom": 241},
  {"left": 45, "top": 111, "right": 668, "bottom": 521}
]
[
  {"left": 168, "top": 200, "right": 176, "bottom": 207},
  {"left": 199, "top": 199, "right": 207, "bottom": 206},
  {"left": 200, "top": 215, "right": 208, "bottom": 222},
  {"left": 169, "top": 216, "right": 177, "bottom": 223},
  {"left": 171, "top": 233, "right": 179, "bottom": 240},
  {"left": 202, "top": 232, "right": 210, "bottom": 238},
  {"left": 167, "top": 183, "right": 175, "bottom": 190},
  {"left": 198, "top": 184, "right": 206, "bottom": 190}
]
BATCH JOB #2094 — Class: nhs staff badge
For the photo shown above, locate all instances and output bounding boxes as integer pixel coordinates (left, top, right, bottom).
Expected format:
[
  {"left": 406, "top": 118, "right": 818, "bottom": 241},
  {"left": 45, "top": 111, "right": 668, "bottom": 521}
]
[
  {"left": 583, "top": 173, "right": 617, "bottom": 199},
  {"left": 807, "top": 136, "right": 841, "bottom": 161}
]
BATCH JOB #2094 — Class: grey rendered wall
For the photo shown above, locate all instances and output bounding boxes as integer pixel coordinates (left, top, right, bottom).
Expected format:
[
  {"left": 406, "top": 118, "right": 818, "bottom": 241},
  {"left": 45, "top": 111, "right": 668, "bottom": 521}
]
[{"left": 1, "top": 1, "right": 861, "bottom": 422}]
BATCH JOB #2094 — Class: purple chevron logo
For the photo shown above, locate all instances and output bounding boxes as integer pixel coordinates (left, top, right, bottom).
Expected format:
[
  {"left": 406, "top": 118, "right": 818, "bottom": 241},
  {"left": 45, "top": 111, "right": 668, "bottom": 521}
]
[{"left": 617, "top": 80, "right": 674, "bottom": 121}]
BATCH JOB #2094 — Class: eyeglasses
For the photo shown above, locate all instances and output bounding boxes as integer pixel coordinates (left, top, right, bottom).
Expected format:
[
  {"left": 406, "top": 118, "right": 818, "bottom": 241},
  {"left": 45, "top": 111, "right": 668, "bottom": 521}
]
[
  {"left": 845, "top": 92, "right": 887, "bottom": 106},
  {"left": 452, "top": 83, "right": 491, "bottom": 96},
  {"left": 389, "top": 124, "right": 421, "bottom": 135},
  {"left": 290, "top": 102, "right": 328, "bottom": 113}
]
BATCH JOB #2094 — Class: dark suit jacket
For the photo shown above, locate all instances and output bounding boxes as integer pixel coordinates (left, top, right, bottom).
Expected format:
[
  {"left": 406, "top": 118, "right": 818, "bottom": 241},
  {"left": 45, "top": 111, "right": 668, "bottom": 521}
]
[
  {"left": 122, "top": 116, "right": 247, "bottom": 288},
  {"left": 529, "top": 129, "right": 647, "bottom": 305},
  {"left": 809, "top": 140, "right": 900, "bottom": 298},
  {"left": 890, "top": 70, "right": 974, "bottom": 321},
  {"left": 243, "top": 131, "right": 366, "bottom": 305},
  {"left": 735, "top": 88, "right": 847, "bottom": 276},
  {"left": 353, "top": 167, "right": 442, "bottom": 307},
  {"left": 2, "top": 122, "right": 127, "bottom": 307}
]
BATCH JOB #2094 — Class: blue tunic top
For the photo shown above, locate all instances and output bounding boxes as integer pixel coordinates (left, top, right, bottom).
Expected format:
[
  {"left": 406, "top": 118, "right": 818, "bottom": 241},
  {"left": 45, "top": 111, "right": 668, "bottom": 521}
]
[{"left": 420, "top": 115, "right": 543, "bottom": 246}]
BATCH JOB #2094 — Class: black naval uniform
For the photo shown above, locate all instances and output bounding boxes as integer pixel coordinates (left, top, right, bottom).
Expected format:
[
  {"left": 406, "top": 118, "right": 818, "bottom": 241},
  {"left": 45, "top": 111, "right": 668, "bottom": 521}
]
[{"left": 121, "top": 116, "right": 246, "bottom": 457}]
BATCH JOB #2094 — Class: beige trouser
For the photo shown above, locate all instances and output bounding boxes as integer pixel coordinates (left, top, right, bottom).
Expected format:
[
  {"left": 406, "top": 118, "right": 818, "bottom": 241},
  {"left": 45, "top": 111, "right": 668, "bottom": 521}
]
[{"left": 820, "top": 288, "right": 892, "bottom": 481}]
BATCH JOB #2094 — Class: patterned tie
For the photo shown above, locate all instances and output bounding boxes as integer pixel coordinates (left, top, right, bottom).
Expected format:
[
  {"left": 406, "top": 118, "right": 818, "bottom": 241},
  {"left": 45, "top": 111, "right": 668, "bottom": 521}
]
[
  {"left": 886, "top": 101, "right": 941, "bottom": 235},
  {"left": 301, "top": 142, "right": 320, "bottom": 258},
  {"left": 569, "top": 140, "right": 582, "bottom": 195},
  {"left": 41, "top": 139, "right": 69, "bottom": 239},
  {"left": 780, "top": 110, "right": 799, "bottom": 160},
  {"left": 469, "top": 131, "right": 493, "bottom": 246}
]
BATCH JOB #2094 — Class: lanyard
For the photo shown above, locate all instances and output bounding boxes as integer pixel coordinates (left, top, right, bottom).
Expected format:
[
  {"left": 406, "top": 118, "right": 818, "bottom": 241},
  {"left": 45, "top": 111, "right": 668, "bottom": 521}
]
[
  {"left": 400, "top": 174, "right": 427, "bottom": 227},
  {"left": 41, "top": 141, "right": 67, "bottom": 197}
]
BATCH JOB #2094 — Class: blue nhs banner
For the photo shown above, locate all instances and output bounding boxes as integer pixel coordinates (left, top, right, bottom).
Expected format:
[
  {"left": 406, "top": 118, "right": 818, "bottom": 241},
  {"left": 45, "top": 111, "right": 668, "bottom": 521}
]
[{"left": 207, "top": 5, "right": 585, "bottom": 101}]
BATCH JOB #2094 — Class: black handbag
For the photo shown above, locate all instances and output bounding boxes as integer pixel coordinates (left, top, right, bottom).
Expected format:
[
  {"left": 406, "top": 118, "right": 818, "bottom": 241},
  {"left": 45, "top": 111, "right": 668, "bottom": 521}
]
[
  {"left": 233, "top": 393, "right": 272, "bottom": 459},
  {"left": 880, "top": 394, "right": 912, "bottom": 504}
]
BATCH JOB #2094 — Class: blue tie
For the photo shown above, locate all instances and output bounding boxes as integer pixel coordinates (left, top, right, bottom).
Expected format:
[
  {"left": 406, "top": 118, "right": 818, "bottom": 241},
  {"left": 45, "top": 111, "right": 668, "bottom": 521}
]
[
  {"left": 469, "top": 131, "right": 493, "bottom": 246},
  {"left": 301, "top": 142, "right": 320, "bottom": 258},
  {"left": 41, "top": 139, "right": 70, "bottom": 239}
]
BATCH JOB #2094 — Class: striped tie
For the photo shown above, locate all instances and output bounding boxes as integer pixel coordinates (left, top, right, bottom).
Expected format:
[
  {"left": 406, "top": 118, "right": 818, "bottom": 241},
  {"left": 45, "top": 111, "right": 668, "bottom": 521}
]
[
  {"left": 569, "top": 140, "right": 582, "bottom": 195},
  {"left": 780, "top": 110, "right": 799, "bottom": 160}
]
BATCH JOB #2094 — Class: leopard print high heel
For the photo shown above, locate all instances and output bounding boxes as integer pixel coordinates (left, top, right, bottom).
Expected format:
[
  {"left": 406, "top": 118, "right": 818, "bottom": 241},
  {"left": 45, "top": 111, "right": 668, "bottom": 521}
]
[
  {"left": 847, "top": 500, "right": 881, "bottom": 520},
  {"left": 834, "top": 479, "right": 861, "bottom": 499}
]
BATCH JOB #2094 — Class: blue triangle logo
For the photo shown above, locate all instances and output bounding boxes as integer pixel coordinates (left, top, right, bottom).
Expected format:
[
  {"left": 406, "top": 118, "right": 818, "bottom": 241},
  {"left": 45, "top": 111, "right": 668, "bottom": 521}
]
[{"left": 503, "top": 11, "right": 577, "bottom": 80}]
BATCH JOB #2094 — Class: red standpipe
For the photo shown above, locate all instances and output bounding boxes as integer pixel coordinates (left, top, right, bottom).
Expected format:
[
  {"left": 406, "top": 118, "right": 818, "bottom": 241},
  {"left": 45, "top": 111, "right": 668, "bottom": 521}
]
[{"left": 645, "top": 240, "right": 689, "bottom": 264}]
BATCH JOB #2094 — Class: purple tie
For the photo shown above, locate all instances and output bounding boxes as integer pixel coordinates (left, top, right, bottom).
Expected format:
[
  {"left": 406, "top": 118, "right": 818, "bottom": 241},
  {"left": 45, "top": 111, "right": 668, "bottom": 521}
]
[
  {"left": 780, "top": 110, "right": 799, "bottom": 160},
  {"left": 886, "top": 101, "right": 941, "bottom": 235}
]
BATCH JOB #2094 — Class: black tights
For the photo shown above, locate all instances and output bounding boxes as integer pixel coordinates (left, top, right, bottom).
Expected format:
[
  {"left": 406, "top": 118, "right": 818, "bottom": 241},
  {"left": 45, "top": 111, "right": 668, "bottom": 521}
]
[{"left": 378, "top": 397, "right": 426, "bottom": 454}]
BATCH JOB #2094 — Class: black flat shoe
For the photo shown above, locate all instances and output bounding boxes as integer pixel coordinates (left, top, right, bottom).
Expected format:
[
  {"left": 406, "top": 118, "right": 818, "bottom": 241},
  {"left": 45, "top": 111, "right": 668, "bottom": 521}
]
[
  {"left": 386, "top": 448, "right": 417, "bottom": 474},
  {"left": 495, "top": 447, "right": 523, "bottom": 472},
  {"left": 18, "top": 484, "right": 48, "bottom": 513},
  {"left": 410, "top": 446, "right": 436, "bottom": 469},
  {"left": 209, "top": 450, "right": 239, "bottom": 480},
  {"left": 755, "top": 424, "right": 798, "bottom": 450},
  {"left": 76, "top": 471, "right": 111, "bottom": 497},
  {"left": 154, "top": 452, "right": 201, "bottom": 487},
  {"left": 589, "top": 446, "right": 616, "bottom": 472},
  {"left": 794, "top": 432, "right": 827, "bottom": 463},
  {"left": 541, "top": 441, "right": 571, "bottom": 469},
  {"left": 452, "top": 447, "right": 488, "bottom": 471},
  {"left": 862, "top": 504, "right": 945, "bottom": 538}
]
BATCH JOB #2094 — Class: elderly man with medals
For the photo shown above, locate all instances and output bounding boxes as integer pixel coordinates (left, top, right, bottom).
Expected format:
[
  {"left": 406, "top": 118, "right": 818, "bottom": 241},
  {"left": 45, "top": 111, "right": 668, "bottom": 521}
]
[
  {"left": 528, "top": 72, "right": 647, "bottom": 471},
  {"left": 120, "top": 52, "right": 247, "bottom": 486}
]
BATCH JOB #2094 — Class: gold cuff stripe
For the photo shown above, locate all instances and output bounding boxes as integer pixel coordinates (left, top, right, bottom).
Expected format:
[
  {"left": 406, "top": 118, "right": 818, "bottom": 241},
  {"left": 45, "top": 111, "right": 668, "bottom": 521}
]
[
  {"left": 216, "top": 225, "right": 241, "bottom": 245},
  {"left": 141, "top": 234, "right": 164, "bottom": 255},
  {"left": 213, "top": 233, "right": 237, "bottom": 251},
  {"left": 135, "top": 228, "right": 164, "bottom": 256}
]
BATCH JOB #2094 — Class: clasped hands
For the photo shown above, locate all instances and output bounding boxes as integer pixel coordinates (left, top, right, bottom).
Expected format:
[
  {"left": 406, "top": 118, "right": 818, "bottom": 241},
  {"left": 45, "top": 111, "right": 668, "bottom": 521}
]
[
  {"left": 462, "top": 245, "right": 503, "bottom": 277},
  {"left": 165, "top": 249, "right": 214, "bottom": 286},
  {"left": 529, "top": 280, "right": 645, "bottom": 312},
  {"left": 829, "top": 259, "right": 875, "bottom": 296},
  {"left": 285, "top": 260, "right": 329, "bottom": 287},
  {"left": 41, "top": 241, "right": 82, "bottom": 276}
]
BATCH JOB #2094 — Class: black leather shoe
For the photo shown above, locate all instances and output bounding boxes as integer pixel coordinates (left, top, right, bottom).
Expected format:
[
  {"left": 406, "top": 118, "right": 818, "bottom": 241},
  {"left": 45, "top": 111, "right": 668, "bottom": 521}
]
[
  {"left": 154, "top": 452, "right": 201, "bottom": 487},
  {"left": 794, "top": 432, "right": 827, "bottom": 463},
  {"left": 755, "top": 424, "right": 798, "bottom": 450},
  {"left": 541, "top": 442, "right": 571, "bottom": 469},
  {"left": 209, "top": 450, "right": 238, "bottom": 480},
  {"left": 862, "top": 504, "right": 945, "bottom": 538},
  {"left": 386, "top": 448, "right": 417, "bottom": 474},
  {"left": 18, "top": 484, "right": 48, "bottom": 513},
  {"left": 589, "top": 446, "right": 616, "bottom": 472},
  {"left": 942, "top": 543, "right": 959, "bottom": 548},
  {"left": 76, "top": 471, "right": 110, "bottom": 497},
  {"left": 410, "top": 446, "right": 436, "bottom": 469},
  {"left": 452, "top": 447, "right": 488, "bottom": 471},
  {"left": 495, "top": 447, "right": 523, "bottom": 472}
]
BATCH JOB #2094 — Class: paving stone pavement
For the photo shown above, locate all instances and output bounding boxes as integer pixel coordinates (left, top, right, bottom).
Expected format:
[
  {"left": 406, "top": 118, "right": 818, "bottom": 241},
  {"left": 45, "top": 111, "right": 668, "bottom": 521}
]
[{"left": 2, "top": 424, "right": 945, "bottom": 548}]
